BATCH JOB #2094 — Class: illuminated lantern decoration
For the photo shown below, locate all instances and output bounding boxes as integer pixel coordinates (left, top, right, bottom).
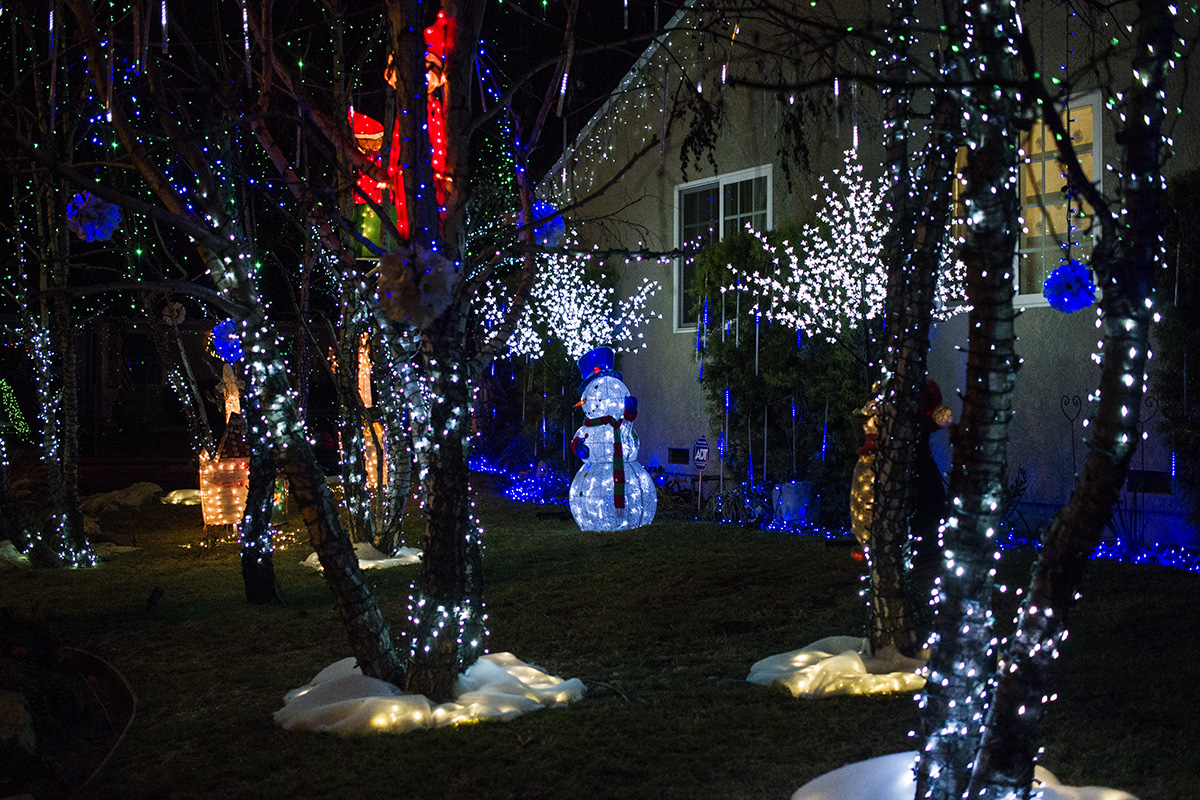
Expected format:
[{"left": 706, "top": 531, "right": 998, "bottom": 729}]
[
  {"left": 199, "top": 412, "right": 250, "bottom": 526},
  {"left": 201, "top": 319, "right": 249, "bottom": 527},
  {"left": 569, "top": 347, "right": 656, "bottom": 531}
]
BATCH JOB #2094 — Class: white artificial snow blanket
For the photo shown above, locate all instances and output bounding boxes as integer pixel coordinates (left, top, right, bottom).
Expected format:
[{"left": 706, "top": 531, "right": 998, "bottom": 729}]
[
  {"left": 162, "top": 489, "right": 200, "bottom": 505},
  {"left": 747, "top": 636, "right": 927, "bottom": 698},
  {"left": 301, "top": 541, "right": 422, "bottom": 570},
  {"left": 274, "top": 652, "right": 586, "bottom": 735},
  {"left": 0, "top": 540, "right": 31, "bottom": 570},
  {"left": 791, "top": 751, "right": 1138, "bottom": 800}
]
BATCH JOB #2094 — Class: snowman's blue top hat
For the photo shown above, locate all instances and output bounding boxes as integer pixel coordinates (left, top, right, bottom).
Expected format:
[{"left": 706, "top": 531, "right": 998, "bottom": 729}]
[{"left": 577, "top": 346, "right": 620, "bottom": 394}]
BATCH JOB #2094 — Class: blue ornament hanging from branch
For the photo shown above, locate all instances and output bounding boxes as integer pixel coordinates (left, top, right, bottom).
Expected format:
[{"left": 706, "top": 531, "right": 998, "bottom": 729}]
[
  {"left": 1042, "top": 260, "right": 1096, "bottom": 313},
  {"left": 66, "top": 191, "right": 121, "bottom": 242},
  {"left": 211, "top": 319, "right": 244, "bottom": 363}
]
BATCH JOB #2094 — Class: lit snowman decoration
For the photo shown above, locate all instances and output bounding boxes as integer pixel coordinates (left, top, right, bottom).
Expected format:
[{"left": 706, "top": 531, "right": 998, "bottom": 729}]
[{"left": 569, "top": 347, "right": 657, "bottom": 531}]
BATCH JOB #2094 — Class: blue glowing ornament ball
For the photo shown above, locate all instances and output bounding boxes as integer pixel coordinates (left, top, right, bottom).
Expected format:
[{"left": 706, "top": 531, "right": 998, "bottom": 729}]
[
  {"left": 212, "top": 319, "right": 244, "bottom": 363},
  {"left": 568, "top": 347, "right": 657, "bottom": 531},
  {"left": 1043, "top": 260, "right": 1097, "bottom": 313}
]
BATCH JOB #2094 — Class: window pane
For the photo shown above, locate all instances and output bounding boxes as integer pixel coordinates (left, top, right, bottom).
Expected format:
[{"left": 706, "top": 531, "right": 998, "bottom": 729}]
[
  {"left": 679, "top": 184, "right": 718, "bottom": 326},
  {"left": 1018, "top": 97, "right": 1098, "bottom": 297},
  {"left": 723, "top": 175, "right": 768, "bottom": 236}
]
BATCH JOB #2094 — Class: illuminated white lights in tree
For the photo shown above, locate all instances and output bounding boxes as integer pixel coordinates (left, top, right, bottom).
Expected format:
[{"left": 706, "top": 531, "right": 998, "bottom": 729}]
[
  {"left": 724, "top": 151, "right": 967, "bottom": 343},
  {"left": 475, "top": 237, "right": 662, "bottom": 361}
]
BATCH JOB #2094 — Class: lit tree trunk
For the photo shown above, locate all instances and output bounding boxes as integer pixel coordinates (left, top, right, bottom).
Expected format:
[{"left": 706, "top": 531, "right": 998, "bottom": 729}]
[
  {"left": 967, "top": 2, "right": 1173, "bottom": 796},
  {"left": 382, "top": 0, "right": 489, "bottom": 701},
  {"left": 240, "top": 391, "right": 282, "bottom": 605},
  {"left": 869, "top": 2, "right": 961, "bottom": 656},
  {"left": 49, "top": 292, "right": 87, "bottom": 555},
  {"left": 916, "top": 1, "right": 1022, "bottom": 796},
  {"left": 866, "top": 0, "right": 921, "bottom": 657},
  {"left": 403, "top": 322, "right": 487, "bottom": 700},
  {"left": 372, "top": 322, "right": 418, "bottom": 555},
  {"left": 24, "top": 286, "right": 91, "bottom": 567}
]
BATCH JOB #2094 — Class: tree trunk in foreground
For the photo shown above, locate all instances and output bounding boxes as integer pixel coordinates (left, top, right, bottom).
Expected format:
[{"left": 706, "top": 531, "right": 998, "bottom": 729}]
[
  {"left": 240, "top": 394, "right": 282, "bottom": 605},
  {"left": 916, "top": 1, "right": 1022, "bottom": 795},
  {"left": 967, "top": 2, "right": 1172, "bottom": 796},
  {"left": 869, "top": 6, "right": 961, "bottom": 654},
  {"left": 867, "top": 0, "right": 921, "bottom": 658},
  {"left": 403, "top": 323, "right": 486, "bottom": 701}
]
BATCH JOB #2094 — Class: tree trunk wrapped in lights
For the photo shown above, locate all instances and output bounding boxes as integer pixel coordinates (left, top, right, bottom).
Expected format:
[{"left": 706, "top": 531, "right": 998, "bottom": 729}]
[
  {"left": 916, "top": 1, "right": 1023, "bottom": 797},
  {"left": 402, "top": 321, "right": 487, "bottom": 700},
  {"left": 868, "top": 0, "right": 962, "bottom": 658},
  {"left": 240, "top": 394, "right": 282, "bottom": 606},
  {"left": 370, "top": 321, "right": 419, "bottom": 556},
  {"left": 376, "top": 0, "right": 490, "bottom": 701},
  {"left": 967, "top": 3, "right": 1174, "bottom": 796}
]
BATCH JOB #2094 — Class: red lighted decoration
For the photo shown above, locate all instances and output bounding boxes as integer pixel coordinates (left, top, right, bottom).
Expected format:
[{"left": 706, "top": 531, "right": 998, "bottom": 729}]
[{"left": 352, "top": 10, "right": 455, "bottom": 240}]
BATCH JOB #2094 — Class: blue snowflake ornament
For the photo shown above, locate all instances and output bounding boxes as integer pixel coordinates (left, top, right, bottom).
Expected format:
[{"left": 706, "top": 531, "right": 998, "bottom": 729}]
[
  {"left": 212, "top": 319, "right": 244, "bottom": 363},
  {"left": 1043, "top": 260, "right": 1096, "bottom": 313},
  {"left": 66, "top": 191, "right": 121, "bottom": 242}
]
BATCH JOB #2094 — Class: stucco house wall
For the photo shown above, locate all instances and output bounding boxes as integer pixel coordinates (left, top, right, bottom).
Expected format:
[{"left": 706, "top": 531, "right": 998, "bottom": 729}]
[{"left": 544, "top": 0, "right": 1199, "bottom": 547}]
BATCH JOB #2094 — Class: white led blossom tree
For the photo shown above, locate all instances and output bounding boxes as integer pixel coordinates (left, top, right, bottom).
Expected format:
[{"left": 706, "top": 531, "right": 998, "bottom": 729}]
[
  {"left": 475, "top": 242, "right": 662, "bottom": 363},
  {"left": 725, "top": 149, "right": 966, "bottom": 345}
]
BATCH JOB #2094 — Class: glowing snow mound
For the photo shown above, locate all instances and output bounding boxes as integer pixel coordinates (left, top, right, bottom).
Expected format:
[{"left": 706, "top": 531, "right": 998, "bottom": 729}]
[
  {"left": 748, "top": 636, "right": 926, "bottom": 698},
  {"left": 163, "top": 489, "right": 201, "bottom": 506},
  {"left": 0, "top": 540, "right": 31, "bottom": 570},
  {"left": 301, "top": 542, "right": 422, "bottom": 570},
  {"left": 791, "top": 751, "right": 1138, "bottom": 800},
  {"left": 275, "top": 652, "right": 585, "bottom": 735}
]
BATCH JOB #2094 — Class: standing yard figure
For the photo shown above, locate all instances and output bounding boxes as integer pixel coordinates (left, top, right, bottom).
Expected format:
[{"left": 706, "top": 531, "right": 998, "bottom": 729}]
[
  {"left": 569, "top": 347, "right": 657, "bottom": 531},
  {"left": 849, "top": 391, "right": 881, "bottom": 545}
]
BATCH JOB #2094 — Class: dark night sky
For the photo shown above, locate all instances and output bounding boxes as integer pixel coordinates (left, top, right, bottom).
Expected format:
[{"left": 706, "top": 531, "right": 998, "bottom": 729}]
[{"left": 483, "top": 1, "right": 687, "bottom": 177}]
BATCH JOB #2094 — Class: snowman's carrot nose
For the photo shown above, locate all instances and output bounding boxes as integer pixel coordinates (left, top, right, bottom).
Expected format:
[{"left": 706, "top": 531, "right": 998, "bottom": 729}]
[{"left": 574, "top": 400, "right": 585, "bottom": 407}]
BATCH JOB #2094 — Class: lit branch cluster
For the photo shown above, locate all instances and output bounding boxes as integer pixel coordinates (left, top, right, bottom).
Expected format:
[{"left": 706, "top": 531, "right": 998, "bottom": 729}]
[
  {"left": 726, "top": 151, "right": 967, "bottom": 341},
  {"left": 475, "top": 241, "right": 663, "bottom": 361}
]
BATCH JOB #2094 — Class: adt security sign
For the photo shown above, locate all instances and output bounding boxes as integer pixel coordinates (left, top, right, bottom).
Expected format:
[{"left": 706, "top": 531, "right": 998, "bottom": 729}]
[{"left": 692, "top": 437, "right": 710, "bottom": 472}]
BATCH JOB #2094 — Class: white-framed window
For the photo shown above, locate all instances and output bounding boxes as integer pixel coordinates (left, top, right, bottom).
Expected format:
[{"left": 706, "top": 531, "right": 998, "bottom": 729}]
[
  {"left": 675, "top": 165, "right": 772, "bottom": 331},
  {"left": 1017, "top": 92, "right": 1103, "bottom": 303},
  {"left": 951, "top": 92, "right": 1103, "bottom": 305}
]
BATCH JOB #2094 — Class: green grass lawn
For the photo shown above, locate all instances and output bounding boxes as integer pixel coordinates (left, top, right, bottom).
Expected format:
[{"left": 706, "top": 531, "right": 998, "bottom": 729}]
[{"left": 3, "top": 487, "right": 1197, "bottom": 800}]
